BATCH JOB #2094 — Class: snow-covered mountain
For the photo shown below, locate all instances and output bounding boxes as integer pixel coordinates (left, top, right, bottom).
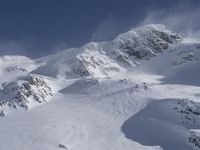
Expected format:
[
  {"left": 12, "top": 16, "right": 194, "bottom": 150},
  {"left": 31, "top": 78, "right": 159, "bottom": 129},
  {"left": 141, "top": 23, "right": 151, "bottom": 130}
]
[
  {"left": 32, "top": 24, "right": 182, "bottom": 79},
  {"left": 0, "top": 24, "right": 200, "bottom": 150}
]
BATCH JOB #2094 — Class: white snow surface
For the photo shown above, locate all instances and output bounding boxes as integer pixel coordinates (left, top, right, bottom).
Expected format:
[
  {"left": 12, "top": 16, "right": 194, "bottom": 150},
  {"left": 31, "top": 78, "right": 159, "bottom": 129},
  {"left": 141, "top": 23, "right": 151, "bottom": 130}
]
[{"left": 0, "top": 24, "right": 200, "bottom": 150}]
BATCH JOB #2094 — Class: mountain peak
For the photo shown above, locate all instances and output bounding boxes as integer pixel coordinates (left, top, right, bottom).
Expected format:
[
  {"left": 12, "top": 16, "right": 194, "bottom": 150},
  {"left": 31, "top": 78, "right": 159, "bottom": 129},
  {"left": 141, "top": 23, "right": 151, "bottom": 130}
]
[{"left": 115, "top": 24, "right": 182, "bottom": 43}]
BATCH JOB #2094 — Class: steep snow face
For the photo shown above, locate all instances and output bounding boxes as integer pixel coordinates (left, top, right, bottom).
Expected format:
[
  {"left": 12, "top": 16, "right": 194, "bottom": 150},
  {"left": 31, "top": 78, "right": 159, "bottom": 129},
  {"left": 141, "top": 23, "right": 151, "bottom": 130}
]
[
  {"left": 77, "top": 42, "right": 127, "bottom": 78},
  {"left": 0, "top": 75, "right": 53, "bottom": 116}
]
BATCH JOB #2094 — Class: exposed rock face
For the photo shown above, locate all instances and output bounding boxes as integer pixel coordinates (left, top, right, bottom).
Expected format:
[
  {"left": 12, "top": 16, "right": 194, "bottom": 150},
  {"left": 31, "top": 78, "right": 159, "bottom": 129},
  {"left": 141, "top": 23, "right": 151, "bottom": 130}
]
[
  {"left": 116, "top": 25, "right": 182, "bottom": 59},
  {"left": 0, "top": 75, "right": 53, "bottom": 115},
  {"left": 189, "top": 130, "right": 200, "bottom": 149},
  {"left": 173, "top": 100, "right": 200, "bottom": 125},
  {"left": 3, "top": 66, "right": 27, "bottom": 73}
]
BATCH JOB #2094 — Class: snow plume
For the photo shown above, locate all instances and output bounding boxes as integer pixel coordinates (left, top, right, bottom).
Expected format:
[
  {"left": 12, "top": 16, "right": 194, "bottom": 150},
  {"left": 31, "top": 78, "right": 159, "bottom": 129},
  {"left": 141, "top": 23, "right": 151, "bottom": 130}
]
[
  {"left": 92, "top": 15, "right": 121, "bottom": 42},
  {"left": 91, "top": 15, "right": 132, "bottom": 42},
  {"left": 140, "top": 0, "right": 200, "bottom": 42},
  {"left": 0, "top": 39, "right": 70, "bottom": 58},
  {"left": 92, "top": 0, "right": 200, "bottom": 43},
  {"left": 0, "top": 40, "right": 26, "bottom": 56}
]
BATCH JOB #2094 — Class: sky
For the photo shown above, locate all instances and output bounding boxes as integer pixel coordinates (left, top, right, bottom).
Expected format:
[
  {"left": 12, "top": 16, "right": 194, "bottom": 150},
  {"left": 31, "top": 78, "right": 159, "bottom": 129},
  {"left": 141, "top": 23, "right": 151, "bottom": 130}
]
[{"left": 0, "top": 0, "right": 199, "bottom": 58}]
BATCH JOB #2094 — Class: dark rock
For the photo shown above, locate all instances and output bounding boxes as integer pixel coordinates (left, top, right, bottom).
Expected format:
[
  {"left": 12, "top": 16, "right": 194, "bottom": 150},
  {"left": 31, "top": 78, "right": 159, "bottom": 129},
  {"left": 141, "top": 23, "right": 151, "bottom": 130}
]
[{"left": 58, "top": 144, "right": 68, "bottom": 150}]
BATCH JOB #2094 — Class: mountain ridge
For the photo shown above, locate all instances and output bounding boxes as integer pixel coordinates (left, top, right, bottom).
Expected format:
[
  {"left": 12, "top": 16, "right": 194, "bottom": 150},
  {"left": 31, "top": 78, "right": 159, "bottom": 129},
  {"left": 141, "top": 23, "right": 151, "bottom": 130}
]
[
  {"left": 0, "top": 24, "right": 200, "bottom": 150},
  {"left": 30, "top": 24, "right": 184, "bottom": 79}
]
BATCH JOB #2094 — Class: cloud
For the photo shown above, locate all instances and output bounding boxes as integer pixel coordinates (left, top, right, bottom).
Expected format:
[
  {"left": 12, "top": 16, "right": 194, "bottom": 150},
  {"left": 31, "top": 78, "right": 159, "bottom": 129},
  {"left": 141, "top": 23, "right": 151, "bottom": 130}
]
[{"left": 0, "top": 39, "right": 70, "bottom": 58}]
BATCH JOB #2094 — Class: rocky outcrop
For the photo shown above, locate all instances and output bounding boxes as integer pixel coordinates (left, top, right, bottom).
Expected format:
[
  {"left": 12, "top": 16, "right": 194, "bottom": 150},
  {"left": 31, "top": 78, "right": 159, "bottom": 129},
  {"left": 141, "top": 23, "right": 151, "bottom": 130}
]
[
  {"left": 173, "top": 100, "right": 200, "bottom": 125},
  {"left": 116, "top": 24, "right": 182, "bottom": 59},
  {"left": 189, "top": 130, "right": 200, "bottom": 149},
  {"left": 0, "top": 75, "right": 53, "bottom": 115}
]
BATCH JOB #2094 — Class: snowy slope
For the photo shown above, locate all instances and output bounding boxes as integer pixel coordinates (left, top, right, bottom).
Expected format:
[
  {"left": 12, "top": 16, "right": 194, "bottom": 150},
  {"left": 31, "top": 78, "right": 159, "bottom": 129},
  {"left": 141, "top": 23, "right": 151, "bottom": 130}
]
[{"left": 0, "top": 24, "right": 200, "bottom": 150}]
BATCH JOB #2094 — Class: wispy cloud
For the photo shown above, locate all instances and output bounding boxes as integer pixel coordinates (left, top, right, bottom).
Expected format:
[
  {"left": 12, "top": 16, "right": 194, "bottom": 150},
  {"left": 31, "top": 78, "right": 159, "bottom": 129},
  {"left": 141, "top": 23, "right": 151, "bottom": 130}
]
[
  {"left": 140, "top": 0, "right": 200, "bottom": 41},
  {"left": 91, "top": 15, "right": 132, "bottom": 42},
  {"left": 92, "top": 0, "right": 200, "bottom": 43},
  {"left": 0, "top": 40, "right": 25, "bottom": 56}
]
